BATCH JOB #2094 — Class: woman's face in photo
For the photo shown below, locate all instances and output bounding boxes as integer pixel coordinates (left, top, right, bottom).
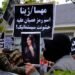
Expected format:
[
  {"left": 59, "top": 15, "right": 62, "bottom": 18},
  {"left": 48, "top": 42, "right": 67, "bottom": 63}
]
[{"left": 27, "top": 37, "right": 32, "bottom": 46}]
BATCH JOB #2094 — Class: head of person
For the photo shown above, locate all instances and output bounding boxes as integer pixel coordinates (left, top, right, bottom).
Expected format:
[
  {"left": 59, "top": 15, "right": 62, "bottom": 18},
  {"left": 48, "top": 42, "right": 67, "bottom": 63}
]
[
  {"left": 71, "top": 37, "right": 75, "bottom": 59},
  {"left": 26, "top": 35, "right": 34, "bottom": 46},
  {"left": 44, "top": 33, "right": 71, "bottom": 62}
]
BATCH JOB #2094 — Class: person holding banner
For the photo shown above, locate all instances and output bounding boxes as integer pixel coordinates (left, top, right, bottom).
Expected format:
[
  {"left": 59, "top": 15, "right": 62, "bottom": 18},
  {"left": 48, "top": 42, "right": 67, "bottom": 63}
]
[{"left": 25, "top": 34, "right": 73, "bottom": 75}]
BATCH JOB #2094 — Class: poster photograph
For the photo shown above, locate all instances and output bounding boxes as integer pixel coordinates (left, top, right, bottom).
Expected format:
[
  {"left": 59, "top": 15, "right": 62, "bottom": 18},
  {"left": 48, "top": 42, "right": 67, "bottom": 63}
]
[{"left": 21, "top": 32, "right": 41, "bottom": 64}]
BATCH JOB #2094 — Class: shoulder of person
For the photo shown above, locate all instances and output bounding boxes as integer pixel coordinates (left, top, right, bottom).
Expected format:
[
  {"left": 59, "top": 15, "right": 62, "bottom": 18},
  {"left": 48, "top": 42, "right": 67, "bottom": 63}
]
[
  {"left": 49, "top": 55, "right": 71, "bottom": 72},
  {"left": 56, "top": 55, "right": 71, "bottom": 64}
]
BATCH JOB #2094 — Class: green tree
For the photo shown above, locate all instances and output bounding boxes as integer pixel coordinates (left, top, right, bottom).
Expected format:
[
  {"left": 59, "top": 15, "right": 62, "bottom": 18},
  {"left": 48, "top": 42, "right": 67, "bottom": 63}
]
[
  {"left": 2, "top": 0, "right": 9, "bottom": 13},
  {"left": 0, "top": 8, "right": 3, "bottom": 24},
  {"left": 24, "top": 0, "right": 37, "bottom": 3},
  {"left": 0, "top": 8, "right": 3, "bottom": 14},
  {"left": 23, "top": 0, "right": 58, "bottom": 4},
  {"left": 0, "top": 25, "right": 5, "bottom": 32}
]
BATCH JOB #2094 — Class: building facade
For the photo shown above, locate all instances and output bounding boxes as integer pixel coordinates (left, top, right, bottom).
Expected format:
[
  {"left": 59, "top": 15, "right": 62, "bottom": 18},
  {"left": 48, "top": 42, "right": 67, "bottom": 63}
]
[{"left": 55, "top": 3, "right": 75, "bottom": 39}]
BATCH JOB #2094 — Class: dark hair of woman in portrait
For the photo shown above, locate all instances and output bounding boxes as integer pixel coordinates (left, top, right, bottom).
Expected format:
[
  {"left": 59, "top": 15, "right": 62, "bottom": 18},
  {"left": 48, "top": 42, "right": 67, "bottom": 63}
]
[{"left": 24, "top": 35, "right": 37, "bottom": 64}]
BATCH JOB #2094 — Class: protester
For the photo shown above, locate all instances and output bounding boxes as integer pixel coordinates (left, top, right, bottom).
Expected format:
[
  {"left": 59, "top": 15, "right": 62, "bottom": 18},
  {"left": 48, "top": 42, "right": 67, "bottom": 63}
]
[
  {"left": 25, "top": 33, "right": 73, "bottom": 75},
  {"left": 0, "top": 48, "right": 25, "bottom": 75},
  {"left": 49, "top": 37, "right": 75, "bottom": 73}
]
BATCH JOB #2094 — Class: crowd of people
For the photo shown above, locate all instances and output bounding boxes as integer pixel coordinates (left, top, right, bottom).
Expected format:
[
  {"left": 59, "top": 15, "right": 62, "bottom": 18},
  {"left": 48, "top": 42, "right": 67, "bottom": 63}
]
[{"left": 0, "top": 33, "right": 75, "bottom": 75}]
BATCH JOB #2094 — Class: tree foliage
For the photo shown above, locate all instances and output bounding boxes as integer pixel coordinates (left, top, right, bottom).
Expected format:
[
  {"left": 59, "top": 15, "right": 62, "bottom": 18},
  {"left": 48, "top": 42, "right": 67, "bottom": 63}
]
[
  {"left": 0, "top": 8, "right": 3, "bottom": 24},
  {"left": 24, "top": 0, "right": 36, "bottom": 3},
  {"left": 0, "top": 25, "right": 5, "bottom": 32},
  {"left": 2, "top": 0, "right": 9, "bottom": 13}
]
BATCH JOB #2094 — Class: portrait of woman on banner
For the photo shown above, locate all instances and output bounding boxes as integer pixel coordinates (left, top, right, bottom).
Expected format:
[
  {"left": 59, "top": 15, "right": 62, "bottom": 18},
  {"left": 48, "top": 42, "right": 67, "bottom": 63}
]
[{"left": 22, "top": 34, "right": 40, "bottom": 64}]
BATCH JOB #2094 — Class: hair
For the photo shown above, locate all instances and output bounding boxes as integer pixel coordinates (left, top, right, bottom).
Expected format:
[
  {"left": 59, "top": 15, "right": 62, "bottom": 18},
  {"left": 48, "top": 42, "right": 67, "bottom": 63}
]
[
  {"left": 26, "top": 35, "right": 36, "bottom": 49},
  {"left": 44, "top": 33, "right": 71, "bottom": 62}
]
